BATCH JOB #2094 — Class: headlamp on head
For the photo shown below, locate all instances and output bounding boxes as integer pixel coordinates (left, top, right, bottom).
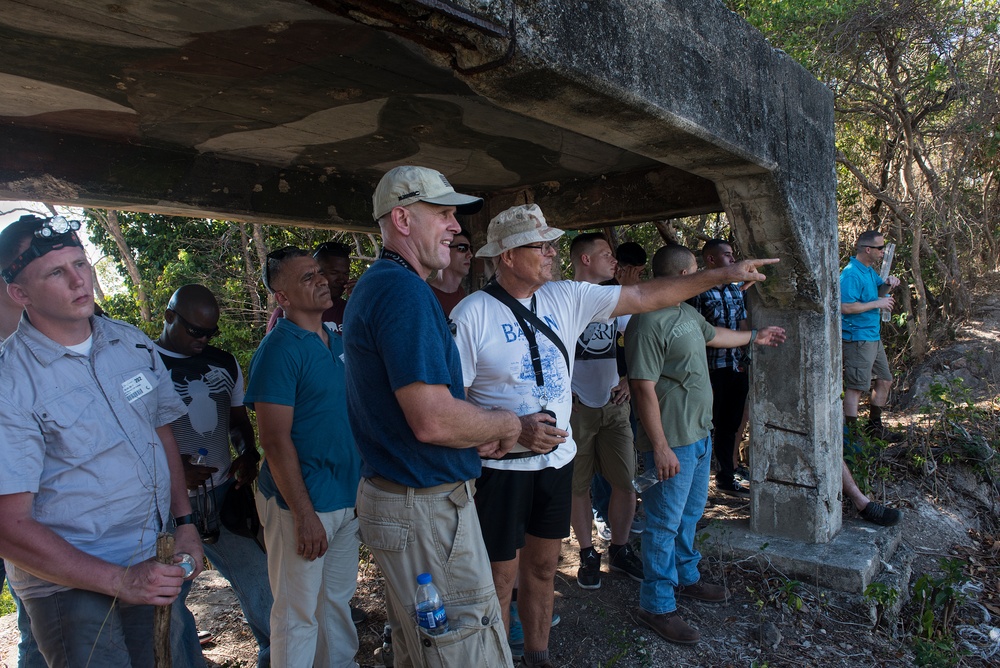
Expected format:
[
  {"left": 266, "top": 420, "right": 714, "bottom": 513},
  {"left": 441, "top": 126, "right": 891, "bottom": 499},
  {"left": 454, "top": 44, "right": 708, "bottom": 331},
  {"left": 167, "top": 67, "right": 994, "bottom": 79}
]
[
  {"left": 1, "top": 215, "right": 85, "bottom": 284},
  {"left": 35, "top": 216, "right": 81, "bottom": 238}
]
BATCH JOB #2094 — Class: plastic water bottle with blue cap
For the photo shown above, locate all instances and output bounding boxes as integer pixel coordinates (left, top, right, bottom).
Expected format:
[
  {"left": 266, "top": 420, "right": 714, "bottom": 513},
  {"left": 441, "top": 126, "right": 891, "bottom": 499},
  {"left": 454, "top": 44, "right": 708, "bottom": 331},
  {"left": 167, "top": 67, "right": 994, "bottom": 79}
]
[{"left": 414, "top": 573, "right": 449, "bottom": 636}]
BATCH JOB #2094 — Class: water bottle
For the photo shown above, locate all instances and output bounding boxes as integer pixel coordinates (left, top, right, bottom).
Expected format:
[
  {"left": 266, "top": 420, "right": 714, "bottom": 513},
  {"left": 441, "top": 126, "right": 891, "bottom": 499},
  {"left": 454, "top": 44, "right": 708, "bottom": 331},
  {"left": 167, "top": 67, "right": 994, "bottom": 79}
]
[
  {"left": 632, "top": 468, "right": 661, "bottom": 494},
  {"left": 190, "top": 447, "right": 209, "bottom": 466},
  {"left": 414, "top": 573, "right": 449, "bottom": 636}
]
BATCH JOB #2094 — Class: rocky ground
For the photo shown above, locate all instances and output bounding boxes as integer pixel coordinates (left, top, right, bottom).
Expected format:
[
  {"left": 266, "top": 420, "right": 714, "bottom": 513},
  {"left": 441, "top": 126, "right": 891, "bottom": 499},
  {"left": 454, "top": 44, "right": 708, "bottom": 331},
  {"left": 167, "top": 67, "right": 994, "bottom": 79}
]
[{"left": 3, "top": 274, "right": 999, "bottom": 668}]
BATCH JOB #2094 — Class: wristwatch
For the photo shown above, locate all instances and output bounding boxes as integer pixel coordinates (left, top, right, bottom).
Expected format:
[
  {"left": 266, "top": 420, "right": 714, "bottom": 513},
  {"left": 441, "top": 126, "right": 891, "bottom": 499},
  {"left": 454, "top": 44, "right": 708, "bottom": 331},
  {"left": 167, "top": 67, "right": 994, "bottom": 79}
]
[{"left": 173, "top": 514, "right": 195, "bottom": 527}]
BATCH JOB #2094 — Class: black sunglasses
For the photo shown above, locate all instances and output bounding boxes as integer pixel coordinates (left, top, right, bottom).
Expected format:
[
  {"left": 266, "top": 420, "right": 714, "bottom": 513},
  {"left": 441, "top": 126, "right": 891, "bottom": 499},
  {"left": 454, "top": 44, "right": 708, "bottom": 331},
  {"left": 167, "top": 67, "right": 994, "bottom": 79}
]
[
  {"left": 863, "top": 244, "right": 886, "bottom": 250},
  {"left": 262, "top": 246, "right": 308, "bottom": 292},
  {"left": 170, "top": 310, "right": 219, "bottom": 340},
  {"left": 449, "top": 243, "right": 472, "bottom": 253}
]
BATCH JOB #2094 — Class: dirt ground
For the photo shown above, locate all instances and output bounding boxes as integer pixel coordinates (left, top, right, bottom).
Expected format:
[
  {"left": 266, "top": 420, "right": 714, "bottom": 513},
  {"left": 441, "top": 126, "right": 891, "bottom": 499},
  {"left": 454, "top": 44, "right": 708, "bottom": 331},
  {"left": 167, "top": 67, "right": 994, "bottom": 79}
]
[{"left": 3, "top": 274, "right": 999, "bottom": 667}]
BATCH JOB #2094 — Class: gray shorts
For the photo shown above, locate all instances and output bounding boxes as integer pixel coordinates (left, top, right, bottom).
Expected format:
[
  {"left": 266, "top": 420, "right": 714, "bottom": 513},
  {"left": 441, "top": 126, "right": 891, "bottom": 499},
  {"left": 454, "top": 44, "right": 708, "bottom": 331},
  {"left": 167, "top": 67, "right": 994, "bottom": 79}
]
[{"left": 843, "top": 340, "right": 892, "bottom": 391}]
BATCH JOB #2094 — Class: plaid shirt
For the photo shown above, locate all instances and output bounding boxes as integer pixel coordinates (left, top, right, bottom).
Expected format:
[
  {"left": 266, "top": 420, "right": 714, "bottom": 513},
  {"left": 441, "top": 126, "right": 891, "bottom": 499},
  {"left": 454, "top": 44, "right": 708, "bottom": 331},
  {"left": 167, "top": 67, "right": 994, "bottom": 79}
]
[{"left": 688, "top": 283, "right": 747, "bottom": 371}]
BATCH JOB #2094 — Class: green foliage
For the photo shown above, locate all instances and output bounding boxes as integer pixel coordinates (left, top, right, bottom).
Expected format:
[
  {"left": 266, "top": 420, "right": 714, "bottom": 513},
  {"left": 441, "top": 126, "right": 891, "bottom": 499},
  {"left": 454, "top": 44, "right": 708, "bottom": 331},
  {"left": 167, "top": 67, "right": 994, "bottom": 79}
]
[
  {"left": 909, "top": 558, "right": 972, "bottom": 666},
  {"left": 864, "top": 581, "right": 900, "bottom": 629},
  {"left": 0, "top": 582, "right": 15, "bottom": 616},
  {"left": 84, "top": 210, "right": 380, "bottom": 371},
  {"left": 917, "top": 377, "right": 1000, "bottom": 481},
  {"left": 844, "top": 423, "right": 892, "bottom": 496}
]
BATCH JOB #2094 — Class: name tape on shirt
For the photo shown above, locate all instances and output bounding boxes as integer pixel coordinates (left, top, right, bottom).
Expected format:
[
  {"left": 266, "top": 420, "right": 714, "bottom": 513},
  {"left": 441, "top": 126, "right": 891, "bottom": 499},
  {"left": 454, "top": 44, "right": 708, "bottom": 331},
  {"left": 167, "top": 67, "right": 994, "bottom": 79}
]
[{"left": 123, "top": 373, "right": 154, "bottom": 403}]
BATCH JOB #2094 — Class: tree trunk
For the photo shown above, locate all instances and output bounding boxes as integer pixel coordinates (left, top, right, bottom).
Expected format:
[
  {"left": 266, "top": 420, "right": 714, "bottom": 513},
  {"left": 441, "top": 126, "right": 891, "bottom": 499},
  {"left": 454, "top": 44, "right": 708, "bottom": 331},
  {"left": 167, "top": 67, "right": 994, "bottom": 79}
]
[
  {"left": 250, "top": 223, "right": 271, "bottom": 312},
  {"left": 238, "top": 223, "right": 263, "bottom": 324},
  {"left": 89, "top": 209, "right": 151, "bottom": 322}
]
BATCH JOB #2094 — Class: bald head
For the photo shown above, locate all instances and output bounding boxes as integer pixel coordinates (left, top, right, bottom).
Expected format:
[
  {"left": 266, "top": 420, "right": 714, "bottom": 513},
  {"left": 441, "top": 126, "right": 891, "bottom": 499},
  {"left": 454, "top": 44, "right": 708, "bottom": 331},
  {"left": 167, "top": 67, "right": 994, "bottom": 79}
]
[
  {"left": 160, "top": 284, "right": 220, "bottom": 356},
  {"left": 651, "top": 245, "right": 697, "bottom": 278},
  {"left": 168, "top": 284, "right": 218, "bottom": 314}
]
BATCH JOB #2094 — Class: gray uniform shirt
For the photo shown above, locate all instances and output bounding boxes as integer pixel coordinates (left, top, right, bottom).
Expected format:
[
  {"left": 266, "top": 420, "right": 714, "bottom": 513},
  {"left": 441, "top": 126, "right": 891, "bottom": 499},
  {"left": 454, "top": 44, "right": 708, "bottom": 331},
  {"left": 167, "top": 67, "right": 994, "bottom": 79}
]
[{"left": 0, "top": 315, "right": 187, "bottom": 599}]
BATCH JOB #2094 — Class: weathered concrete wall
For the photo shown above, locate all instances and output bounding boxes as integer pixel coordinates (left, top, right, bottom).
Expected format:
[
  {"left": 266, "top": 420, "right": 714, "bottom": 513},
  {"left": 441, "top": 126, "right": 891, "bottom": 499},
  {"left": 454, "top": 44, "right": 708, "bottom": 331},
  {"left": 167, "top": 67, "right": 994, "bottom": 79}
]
[{"left": 446, "top": 0, "right": 842, "bottom": 541}]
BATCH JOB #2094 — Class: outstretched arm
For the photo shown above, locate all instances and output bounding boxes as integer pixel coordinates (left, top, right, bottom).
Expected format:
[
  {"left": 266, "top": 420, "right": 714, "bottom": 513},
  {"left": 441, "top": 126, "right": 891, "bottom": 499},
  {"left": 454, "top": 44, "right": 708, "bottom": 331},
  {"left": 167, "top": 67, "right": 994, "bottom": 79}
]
[
  {"left": 612, "top": 258, "right": 779, "bottom": 317},
  {"left": 710, "top": 326, "right": 786, "bottom": 349}
]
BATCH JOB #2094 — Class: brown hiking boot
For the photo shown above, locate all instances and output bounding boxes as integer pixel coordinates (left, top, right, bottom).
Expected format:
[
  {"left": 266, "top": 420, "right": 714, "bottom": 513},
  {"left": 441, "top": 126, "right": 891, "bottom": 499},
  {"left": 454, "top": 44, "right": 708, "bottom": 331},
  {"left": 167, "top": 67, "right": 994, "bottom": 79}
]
[
  {"left": 636, "top": 608, "right": 699, "bottom": 644},
  {"left": 677, "top": 580, "right": 730, "bottom": 603}
]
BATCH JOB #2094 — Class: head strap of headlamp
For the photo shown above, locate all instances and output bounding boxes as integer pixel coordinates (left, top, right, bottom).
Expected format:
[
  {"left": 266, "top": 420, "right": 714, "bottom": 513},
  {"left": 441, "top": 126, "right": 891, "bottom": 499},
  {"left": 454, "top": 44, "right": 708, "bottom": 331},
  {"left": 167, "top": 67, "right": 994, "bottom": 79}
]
[{"left": 1, "top": 216, "right": 84, "bottom": 283}]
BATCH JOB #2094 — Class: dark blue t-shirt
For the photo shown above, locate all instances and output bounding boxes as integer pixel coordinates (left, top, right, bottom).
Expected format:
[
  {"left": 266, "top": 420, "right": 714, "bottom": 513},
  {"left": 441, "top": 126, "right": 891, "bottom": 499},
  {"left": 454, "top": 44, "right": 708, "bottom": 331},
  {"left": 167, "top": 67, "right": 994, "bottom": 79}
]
[
  {"left": 244, "top": 318, "right": 360, "bottom": 512},
  {"left": 343, "top": 259, "right": 479, "bottom": 487}
]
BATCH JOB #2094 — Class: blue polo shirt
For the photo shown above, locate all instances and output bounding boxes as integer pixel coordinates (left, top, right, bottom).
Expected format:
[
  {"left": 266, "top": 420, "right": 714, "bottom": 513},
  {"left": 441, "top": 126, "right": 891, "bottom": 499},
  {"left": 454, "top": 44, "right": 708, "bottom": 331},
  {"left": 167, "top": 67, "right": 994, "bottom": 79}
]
[
  {"left": 245, "top": 318, "right": 359, "bottom": 512},
  {"left": 840, "top": 256, "right": 884, "bottom": 342},
  {"left": 343, "top": 259, "right": 480, "bottom": 488}
]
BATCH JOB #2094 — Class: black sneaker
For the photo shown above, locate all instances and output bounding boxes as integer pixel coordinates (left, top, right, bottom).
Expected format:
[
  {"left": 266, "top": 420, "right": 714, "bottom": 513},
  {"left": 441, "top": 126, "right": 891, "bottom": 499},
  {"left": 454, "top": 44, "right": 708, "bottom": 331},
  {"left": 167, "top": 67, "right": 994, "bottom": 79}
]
[
  {"left": 735, "top": 465, "right": 751, "bottom": 480},
  {"left": 609, "top": 543, "right": 643, "bottom": 582},
  {"left": 716, "top": 478, "right": 749, "bottom": 498},
  {"left": 864, "top": 422, "right": 905, "bottom": 443},
  {"left": 577, "top": 547, "right": 602, "bottom": 589},
  {"left": 859, "top": 501, "right": 901, "bottom": 527}
]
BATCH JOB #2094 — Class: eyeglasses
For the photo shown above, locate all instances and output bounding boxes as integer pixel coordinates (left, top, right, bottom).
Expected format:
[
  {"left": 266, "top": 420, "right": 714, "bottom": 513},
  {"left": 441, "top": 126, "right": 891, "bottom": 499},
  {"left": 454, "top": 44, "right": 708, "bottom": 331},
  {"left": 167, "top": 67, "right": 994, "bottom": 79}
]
[
  {"left": 169, "top": 310, "right": 219, "bottom": 340},
  {"left": 262, "top": 246, "right": 307, "bottom": 292},
  {"left": 520, "top": 241, "right": 559, "bottom": 253},
  {"left": 863, "top": 245, "right": 886, "bottom": 250},
  {"left": 449, "top": 243, "right": 472, "bottom": 253}
]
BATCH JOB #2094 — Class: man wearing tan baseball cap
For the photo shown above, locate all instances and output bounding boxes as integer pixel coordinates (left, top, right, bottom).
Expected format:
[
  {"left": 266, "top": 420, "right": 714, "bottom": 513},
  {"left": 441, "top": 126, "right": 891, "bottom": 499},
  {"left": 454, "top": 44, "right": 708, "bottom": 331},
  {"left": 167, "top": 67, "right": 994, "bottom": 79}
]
[
  {"left": 450, "top": 204, "right": 779, "bottom": 667},
  {"left": 344, "top": 166, "right": 522, "bottom": 667}
]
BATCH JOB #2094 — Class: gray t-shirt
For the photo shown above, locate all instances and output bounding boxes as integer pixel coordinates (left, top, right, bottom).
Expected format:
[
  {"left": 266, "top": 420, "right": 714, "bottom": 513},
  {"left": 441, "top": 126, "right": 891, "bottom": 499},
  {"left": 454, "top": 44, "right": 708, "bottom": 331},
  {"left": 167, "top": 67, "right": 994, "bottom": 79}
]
[{"left": 624, "top": 303, "right": 716, "bottom": 452}]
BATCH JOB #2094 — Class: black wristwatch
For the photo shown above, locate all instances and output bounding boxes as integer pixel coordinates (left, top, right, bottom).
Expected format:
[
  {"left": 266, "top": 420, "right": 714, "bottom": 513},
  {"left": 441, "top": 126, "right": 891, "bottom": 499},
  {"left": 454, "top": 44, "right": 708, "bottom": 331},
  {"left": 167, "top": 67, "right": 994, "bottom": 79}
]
[{"left": 173, "top": 514, "right": 195, "bottom": 527}]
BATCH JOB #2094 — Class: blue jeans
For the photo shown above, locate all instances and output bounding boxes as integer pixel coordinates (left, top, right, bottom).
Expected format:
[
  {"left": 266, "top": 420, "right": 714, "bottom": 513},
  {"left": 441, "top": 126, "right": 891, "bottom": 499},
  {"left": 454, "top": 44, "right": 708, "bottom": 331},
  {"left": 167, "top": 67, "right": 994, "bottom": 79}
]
[
  {"left": 639, "top": 436, "right": 711, "bottom": 615},
  {"left": 2, "top": 565, "right": 45, "bottom": 668},
  {"left": 590, "top": 474, "right": 611, "bottom": 523},
  {"left": 171, "top": 478, "right": 273, "bottom": 668},
  {"left": 23, "top": 588, "right": 154, "bottom": 667}
]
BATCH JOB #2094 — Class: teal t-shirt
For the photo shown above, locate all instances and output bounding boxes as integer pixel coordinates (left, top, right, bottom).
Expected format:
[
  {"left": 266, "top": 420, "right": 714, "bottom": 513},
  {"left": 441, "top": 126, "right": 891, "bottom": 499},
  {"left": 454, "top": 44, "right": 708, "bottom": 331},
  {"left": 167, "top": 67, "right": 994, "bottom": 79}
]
[
  {"left": 840, "top": 256, "right": 884, "bottom": 342},
  {"left": 245, "top": 318, "right": 360, "bottom": 513},
  {"left": 624, "top": 303, "right": 716, "bottom": 452}
]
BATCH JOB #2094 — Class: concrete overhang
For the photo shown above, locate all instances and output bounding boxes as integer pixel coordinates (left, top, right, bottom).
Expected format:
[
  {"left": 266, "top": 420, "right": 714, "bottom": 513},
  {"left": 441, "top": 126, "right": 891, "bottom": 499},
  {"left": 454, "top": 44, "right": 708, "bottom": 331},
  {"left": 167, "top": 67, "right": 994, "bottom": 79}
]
[{"left": 0, "top": 0, "right": 814, "bottom": 233}]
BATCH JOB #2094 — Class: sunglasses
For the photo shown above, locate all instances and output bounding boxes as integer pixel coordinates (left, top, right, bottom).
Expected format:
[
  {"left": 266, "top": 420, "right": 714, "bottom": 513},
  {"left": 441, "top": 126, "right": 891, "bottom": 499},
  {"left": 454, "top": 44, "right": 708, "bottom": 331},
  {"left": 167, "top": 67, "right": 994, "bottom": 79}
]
[
  {"left": 449, "top": 243, "right": 472, "bottom": 253},
  {"left": 262, "top": 246, "right": 308, "bottom": 292},
  {"left": 170, "top": 310, "right": 219, "bottom": 340},
  {"left": 863, "top": 244, "right": 886, "bottom": 250}
]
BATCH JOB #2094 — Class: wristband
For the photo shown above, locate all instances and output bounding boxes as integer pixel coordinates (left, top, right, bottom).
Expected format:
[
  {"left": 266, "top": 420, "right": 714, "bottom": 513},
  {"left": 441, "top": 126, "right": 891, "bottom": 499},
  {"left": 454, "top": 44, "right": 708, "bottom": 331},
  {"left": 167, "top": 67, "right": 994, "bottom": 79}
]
[
  {"left": 173, "top": 514, "right": 195, "bottom": 527},
  {"left": 750, "top": 328, "right": 758, "bottom": 344}
]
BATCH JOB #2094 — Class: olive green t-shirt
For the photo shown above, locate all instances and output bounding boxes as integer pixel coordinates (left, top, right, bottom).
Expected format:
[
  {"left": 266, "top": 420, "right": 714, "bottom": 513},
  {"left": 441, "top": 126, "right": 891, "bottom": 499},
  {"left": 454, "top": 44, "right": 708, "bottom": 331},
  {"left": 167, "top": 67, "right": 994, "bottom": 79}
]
[{"left": 624, "top": 303, "right": 716, "bottom": 452}]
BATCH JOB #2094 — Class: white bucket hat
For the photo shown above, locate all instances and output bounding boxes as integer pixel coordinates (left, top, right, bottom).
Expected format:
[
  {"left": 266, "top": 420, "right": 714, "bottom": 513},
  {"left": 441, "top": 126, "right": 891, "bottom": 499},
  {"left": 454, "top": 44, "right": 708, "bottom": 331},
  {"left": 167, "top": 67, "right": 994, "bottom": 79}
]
[{"left": 476, "top": 204, "right": 564, "bottom": 258}]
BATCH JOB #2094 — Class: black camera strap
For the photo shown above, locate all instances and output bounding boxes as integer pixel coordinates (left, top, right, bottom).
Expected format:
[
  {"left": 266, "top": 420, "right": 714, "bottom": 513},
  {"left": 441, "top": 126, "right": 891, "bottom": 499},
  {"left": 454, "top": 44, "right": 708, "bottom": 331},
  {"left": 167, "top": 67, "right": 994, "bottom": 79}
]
[{"left": 481, "top": 279, "right": 570, "bottom": 390}]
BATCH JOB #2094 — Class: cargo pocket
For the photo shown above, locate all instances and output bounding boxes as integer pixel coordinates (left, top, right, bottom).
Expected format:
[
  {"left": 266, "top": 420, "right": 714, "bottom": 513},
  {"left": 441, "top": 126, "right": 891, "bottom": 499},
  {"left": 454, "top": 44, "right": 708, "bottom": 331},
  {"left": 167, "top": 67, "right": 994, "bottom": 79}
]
[
  {"left": 414, "top": 598, "right": 509, "bottom": 668},
  {"left": 358, "top": 519, "right": 409, "bottom": 553}
]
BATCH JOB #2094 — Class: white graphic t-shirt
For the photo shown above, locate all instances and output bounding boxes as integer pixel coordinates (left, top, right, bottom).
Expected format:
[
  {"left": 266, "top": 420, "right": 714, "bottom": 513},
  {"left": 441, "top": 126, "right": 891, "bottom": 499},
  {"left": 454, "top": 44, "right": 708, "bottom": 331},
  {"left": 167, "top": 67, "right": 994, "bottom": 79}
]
[{"left": 452, "top": 280, "right": 620, "bottom": 472}]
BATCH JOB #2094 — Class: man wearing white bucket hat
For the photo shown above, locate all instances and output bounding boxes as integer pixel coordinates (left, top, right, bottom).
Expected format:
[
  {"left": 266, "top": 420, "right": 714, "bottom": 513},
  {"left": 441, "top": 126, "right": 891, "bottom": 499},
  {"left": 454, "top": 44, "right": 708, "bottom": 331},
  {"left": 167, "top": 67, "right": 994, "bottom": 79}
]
[{"left": 450, "top": 204, "right": 778, "bottom": 668}]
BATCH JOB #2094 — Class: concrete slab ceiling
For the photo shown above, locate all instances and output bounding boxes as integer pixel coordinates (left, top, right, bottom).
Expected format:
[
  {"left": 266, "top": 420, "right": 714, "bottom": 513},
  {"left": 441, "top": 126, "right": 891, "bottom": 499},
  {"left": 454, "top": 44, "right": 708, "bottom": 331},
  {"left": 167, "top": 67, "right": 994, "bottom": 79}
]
[{"left": 0, "top": 0, "right": 726, "bottom": 231}]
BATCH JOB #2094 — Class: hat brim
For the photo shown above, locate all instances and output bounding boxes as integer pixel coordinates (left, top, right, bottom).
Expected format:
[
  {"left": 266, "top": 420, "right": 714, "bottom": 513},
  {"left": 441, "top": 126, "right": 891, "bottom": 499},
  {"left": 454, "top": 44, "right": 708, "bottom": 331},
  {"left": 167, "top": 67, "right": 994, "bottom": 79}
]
[
  {"left": 420, "top": 193, "right": 484, "bottom": 216},
  {"left": 476, "top": 226, "right": 564, "bottom": 258}
]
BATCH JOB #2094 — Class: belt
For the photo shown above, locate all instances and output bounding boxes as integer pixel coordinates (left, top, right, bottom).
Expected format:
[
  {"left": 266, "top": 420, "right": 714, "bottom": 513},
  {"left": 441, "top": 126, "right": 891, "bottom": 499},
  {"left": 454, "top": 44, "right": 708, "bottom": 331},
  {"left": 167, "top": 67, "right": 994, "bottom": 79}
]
[
  {"left": 498, "top": 444, "right": 558, "bottom": 460},
  {"left": 367, "top": 477, "right": 464, "bottom": 495}
]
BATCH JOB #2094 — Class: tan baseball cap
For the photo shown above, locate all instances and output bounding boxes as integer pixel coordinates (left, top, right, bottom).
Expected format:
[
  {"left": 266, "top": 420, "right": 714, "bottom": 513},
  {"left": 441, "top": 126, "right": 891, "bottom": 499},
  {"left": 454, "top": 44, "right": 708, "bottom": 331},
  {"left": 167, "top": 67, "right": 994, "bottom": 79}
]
[
  {"left": 372, "top": 166, "right": 484, "bottom": 221},
  {"left": 476, "top": 204, "right": 564, "bottom": 258}
]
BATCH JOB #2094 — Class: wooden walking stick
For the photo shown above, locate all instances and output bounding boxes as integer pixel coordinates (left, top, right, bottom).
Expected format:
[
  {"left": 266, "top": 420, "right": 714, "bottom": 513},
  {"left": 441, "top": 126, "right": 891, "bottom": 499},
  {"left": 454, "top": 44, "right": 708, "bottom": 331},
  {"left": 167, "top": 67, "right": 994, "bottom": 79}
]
[{"left": 154, "top": 532, "right": 175, "bottom": 668}]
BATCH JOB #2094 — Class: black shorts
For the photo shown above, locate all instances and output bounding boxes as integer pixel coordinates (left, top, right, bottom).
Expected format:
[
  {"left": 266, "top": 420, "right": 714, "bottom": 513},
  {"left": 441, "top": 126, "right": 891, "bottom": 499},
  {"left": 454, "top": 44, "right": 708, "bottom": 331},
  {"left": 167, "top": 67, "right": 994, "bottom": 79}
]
[{"left": 474, "top": 462, "right": 574, "bottom": 562}]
